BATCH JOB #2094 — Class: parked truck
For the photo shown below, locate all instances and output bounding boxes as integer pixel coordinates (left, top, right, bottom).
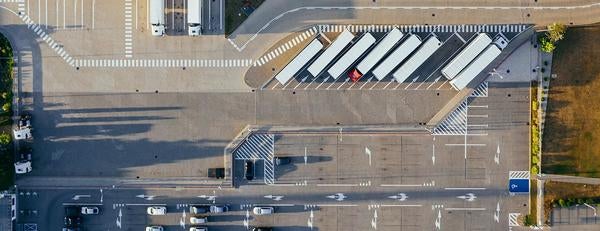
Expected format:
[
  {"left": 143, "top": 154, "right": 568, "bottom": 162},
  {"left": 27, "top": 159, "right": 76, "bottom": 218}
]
[
  {"left": 150, "top": 0, "right": 165, "bottom": 36},
  {"left": 187, "top": 0, "right": 202, "bottom": 36}
]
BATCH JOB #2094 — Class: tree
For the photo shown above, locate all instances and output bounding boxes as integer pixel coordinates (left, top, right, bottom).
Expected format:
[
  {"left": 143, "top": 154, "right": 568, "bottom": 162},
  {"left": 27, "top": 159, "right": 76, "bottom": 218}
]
[
  {"left": 547, "top": 23, "right": 567, "bottom": 43},
  {"left": 539, "top": 37, "right": 556, "bottom": 53},
  {"left": 558, "top": 199, "right": 567, "bottom": 207},
  {"left": 0, "top": 133, "right": 10, "bottom": 146}
]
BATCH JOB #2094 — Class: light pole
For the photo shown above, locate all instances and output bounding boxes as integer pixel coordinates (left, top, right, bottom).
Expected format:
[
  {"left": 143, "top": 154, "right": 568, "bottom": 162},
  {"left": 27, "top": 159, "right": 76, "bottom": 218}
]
[{"left": 583, "top": 203, "right": 597, "bottom": 216}]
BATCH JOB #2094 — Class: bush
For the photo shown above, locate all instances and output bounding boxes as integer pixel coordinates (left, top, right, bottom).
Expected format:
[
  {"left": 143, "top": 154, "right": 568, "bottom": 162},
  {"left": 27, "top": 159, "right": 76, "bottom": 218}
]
[
  {"left": 524, "top": 214, "right": 535, "bottom": 226},
  {"left": 558, "top": 199, "right": 567, "bottom": 207},
  {"left": 539, "top": 37, "right": 556, "bottom": 53},
  {"left": 531, "top": 165, "right": 539, "bottom": 175},
  {"left": 1, "top": 102, "right": 9, "bottom": 112},
  {"left": 532, "top": 155, "right": 539, "bottom": 165},
  {"left": 547, "top": 22, "right": 567, "bottom": 43},
  {"left": 0, "top": 133, "right": 9, "bottom": 146}
]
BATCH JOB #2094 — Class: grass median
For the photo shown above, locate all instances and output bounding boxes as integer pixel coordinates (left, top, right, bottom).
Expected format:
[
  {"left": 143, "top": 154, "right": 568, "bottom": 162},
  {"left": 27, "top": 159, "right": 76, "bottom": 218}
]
[
  {"left": 0, "top": 32, "right": 14, "bottom": 190},
  {"left": 225, "top": 0, "right": 265, "bottom": 36}
]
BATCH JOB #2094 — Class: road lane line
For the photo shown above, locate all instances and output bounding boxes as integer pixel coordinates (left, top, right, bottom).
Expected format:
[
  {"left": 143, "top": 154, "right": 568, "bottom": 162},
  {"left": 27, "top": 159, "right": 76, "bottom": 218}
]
[
  {"left": 316, "top": 184, "right": 358, "bottom": 187},
  {"left": 316, "top": 204, "right": 357, "bottom": 207},
  {"left": 445, "top": 208, "right": 486, "bottom": 211},
  {"left": 445, "top": 143, "right": 486, "bottom": 146},
  {"left": 62, "top": 0, "right": 65, "bottom": 29},
  {"left": 380, "top": 184, "right": 421, "bottom": 187},
  {"left": 380, "top": 204, "right": 422, "bottom": 207},
  {"left": 125, "top": 203, "right": 167, "bottom": 206},
  {"left": 444, "top": 188, "right": 486, "bottom": 190}
]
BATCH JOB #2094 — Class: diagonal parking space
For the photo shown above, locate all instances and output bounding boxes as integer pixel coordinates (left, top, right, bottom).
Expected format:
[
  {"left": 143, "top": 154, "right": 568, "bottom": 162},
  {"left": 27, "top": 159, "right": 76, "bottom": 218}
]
[{"left": 260, "top": 24, "right": 532, "bottom": 92}]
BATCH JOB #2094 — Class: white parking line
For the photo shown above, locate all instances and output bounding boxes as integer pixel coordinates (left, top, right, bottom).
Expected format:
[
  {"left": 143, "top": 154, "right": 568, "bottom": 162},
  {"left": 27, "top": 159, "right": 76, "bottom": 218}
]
[
  {"left": 444, "top": 188, "right": 486, "bottom": 190},
  {"left": 380, "top": 184, "right": 421, "bottom": 187},
  {"left": 316, "top": 184, "right": 358, "bottom": 187},
  {"left": 445, "top": 143, "right": 486, "bottom": 146},
  {"left": 380, "top": 204, "right": 423, "bottom": 207},
  {"left": 467, "top": 114, "right": 488, "bottom": 118},
  {"left": 317, "top": 204, "right": 357, "bottom": 207},
  {"left": 445, "top": 208, "right": 486, "bottom": 211}
]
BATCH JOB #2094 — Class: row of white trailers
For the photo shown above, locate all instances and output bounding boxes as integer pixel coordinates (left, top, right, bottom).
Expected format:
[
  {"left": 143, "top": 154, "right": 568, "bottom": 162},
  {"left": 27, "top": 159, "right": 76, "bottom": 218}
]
[{"left": 274, "top": 27, "right": 505, "bottom": 91}]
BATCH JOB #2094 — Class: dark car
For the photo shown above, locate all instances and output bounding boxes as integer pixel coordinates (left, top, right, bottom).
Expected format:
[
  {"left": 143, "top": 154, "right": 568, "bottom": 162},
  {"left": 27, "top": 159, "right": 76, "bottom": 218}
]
[
  {"left": 275, "top": 157, "right": 291, "bottom": 166},
  {"left": 208, "top": 168, "right": 225, "bottom": 179},
  {"left": 252, "top": 227, "right": 273, "bottom": 231},
  {"left": 65, "top": 206, "right": 79, "bottom": 217},
  {"left": 190, "top": 205, "right": 210, "bottom": 214},
  {"left": 244, "top": 160, "right": 254, "bottom": 180},
  {"left": 64, "top": 216, "right": 81, "bottom": 227}
]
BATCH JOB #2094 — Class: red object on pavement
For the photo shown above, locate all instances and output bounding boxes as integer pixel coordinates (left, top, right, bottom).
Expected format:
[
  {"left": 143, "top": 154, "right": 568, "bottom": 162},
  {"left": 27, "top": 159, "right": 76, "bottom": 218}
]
[{"left": 348, "top": 69, "right": 363, "bottom": 82}]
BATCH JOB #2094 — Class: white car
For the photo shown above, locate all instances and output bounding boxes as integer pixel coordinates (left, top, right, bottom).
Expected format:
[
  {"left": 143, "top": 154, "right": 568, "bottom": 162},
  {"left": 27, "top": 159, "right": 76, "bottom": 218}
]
[
  {"left": 189, "top": 227, "right": 208, "bottom": 231},
  {"left": 81, "top": 206, "right": 100, "bottom": 215},
  {"left": 147, "top": 206, "right": 167, "bottom": 215},
  {"left": 252, "top": 207, "right": 274, "bottom": 215},
  {"left": 146, "top": 226, "right": 164, "bottom": 231},
  {"left": 190, "top": 216, "right": 207, "bottom": 224}
]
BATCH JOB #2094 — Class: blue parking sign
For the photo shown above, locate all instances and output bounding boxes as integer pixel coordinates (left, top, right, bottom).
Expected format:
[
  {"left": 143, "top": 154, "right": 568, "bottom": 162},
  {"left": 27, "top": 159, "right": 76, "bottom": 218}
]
[{"left": 509, "top": 179, "right": 529, "bottom": 193}]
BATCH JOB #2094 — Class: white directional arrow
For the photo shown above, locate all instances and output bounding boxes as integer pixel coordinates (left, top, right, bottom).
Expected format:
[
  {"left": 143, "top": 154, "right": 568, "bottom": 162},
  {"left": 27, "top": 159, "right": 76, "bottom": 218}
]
[
  {"left": 246, "top": 209, "right": 250, "bottom": 219},
  {"left": 365, "top": 147, "right": 372, "bottom": 166},
  {"left": 304, "top": 147, "right": 308, "bottom": 165},
  {"left": 100, "top": 189, "right": 103, "bottom": 203},
  {"left": 457, "top": 193, "right": 477, "bottom": 202},
  {"left": 116, "top": 208, "right": 122, "bottom": 229},
  {"left": 388, "top": 193, "right": 408, "bottom": 201},
  {"left": 136, "top": 194, "right": 155, "bottom": 201},
  {"left": 427, "top": 76, "right": 442, "bottom": 90},
  {"left": 308, "top": 210, "right": 314, "bottom": 230},
  {"left": 432, "top": 143, "right": 436, "bottom": 165},
  {"left": 495, "top": 143, "right": 500, "bottom": 165},
  {"left": 72, "top": 195, "right": 91, "bottom": 200},
  {"left": 435, "top": 210, "right": 441, "bottom": 230},
  {"left": 243, "top": 218, "right": 249, "bottom": 228},
  {"left": 264, "top": 195, "right": 284, "bottom": 201},
  {"left": 326, "top": 193, "right": 346, "bottom": 201},
  {"left": 371, "top": 210, "right": 378, "bottom": 229},
  {"left": 494, "top": 202, "right": 500, "bottom": 223}
]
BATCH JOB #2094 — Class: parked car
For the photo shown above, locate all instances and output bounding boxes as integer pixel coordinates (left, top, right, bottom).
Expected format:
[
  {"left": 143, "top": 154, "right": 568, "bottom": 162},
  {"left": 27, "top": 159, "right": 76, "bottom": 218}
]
[
  {"left": 146, "top": 226, "right": 164, "bottom": 231},
  {"left": 64, "top": 216, "right": 81, "bottom": 227},
  {"left": 64, "top": 206, "right": 79, "bottom": 217},
  {"left": 13, "top": 114, "right": 32, "bottom": 140},
  {"left": 189, "top": 227, "right": 208, "bottom": 231},
  {"left": 275, "top": 157, "right": 291, "bottom": 165},
  {"left": 252, "top": 228, "right": 273, "bottom": 231},
  {"left": 252, "top": 207, "right": 274, "bottom": 215},
  {"left": 147, "top": 206, "right": 167, "bottom": 215},
  {"left": 190, "top": 205, "right": 209, "bottom": 214},
  {"left": 245, "top": 160, "right": 254, "bottom": 180},
  {"left": 81, "top": 206, "right": 100, "bottom": 215},
  {"left": 190, "top": 216, "right": 207, "bottom": 224},
  {"left": 207, "top": 168, "right": 225, "bottom": 179},
  {"left": 209, "top": 205, "right": 229, "bottom": 213}
]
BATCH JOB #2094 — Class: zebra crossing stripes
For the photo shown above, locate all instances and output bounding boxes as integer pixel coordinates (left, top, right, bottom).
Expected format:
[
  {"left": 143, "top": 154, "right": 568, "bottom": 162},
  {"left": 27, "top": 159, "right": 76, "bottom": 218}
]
[
  {"left": 254, "top": 27, "right": 317, "bottom": 66},
  {"left": 508, "top": 213, "right": 520, "bottom": 226},
  {"left": 433, "top": 100, "right": 468, "bottom": 135},
  {"left": 316, "top": 24, "right": 529, "bottom": 34},
  {"left": 16, "top": 1, "right": 25, "bottom": 13},
  {"left": 124, "top": 0, "right": 134, "bottom": 58},
  {"left": 18, "top": 13, "right": 75, "bottom": 67},
  {"left": 509, "top": 171, "right": 529, "bottom": 179},
  {"left": 75, "top": 59, "right": 253, "bottom": 68},
  {"left": 470, "top": 81, "right": 488, "bottom": 97},
  {"left": 234, "top": 134, "right": 275, "bottom": 185}
]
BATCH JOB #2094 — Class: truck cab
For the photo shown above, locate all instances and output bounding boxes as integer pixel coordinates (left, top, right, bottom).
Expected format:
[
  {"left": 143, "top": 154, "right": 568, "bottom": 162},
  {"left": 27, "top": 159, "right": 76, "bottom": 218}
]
[
  {"left": 150, "top": 0, "right": 165, "bottom": 36},
  {"left": 13, "top": 114, "right": 32, "bottom": 140},
  {"left": 187, "top": 0, "right": 202, "bottom": 36}
]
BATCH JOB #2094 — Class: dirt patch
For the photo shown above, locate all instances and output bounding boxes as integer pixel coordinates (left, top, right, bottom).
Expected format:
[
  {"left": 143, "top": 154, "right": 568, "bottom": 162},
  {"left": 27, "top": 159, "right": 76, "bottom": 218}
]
[{"left": 542, "top": 25, "right": 600, "bottom": 177}]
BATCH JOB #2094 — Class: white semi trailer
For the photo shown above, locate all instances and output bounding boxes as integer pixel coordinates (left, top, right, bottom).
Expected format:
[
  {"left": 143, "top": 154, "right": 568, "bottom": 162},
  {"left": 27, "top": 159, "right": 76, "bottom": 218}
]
[
  {"left": 150, "top": 0, "right": 166, "bottom": 36},
  {"left": 187, "top": 0, "right": 202, "bottom": 36}
]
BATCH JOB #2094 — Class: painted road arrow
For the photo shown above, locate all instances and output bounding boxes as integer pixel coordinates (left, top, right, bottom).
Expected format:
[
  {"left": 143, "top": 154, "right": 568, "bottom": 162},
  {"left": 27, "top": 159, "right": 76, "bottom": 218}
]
[
  {"left": 388, "top": 193, "right": 408, "bottom": 201},
  {"left": 264, "top": 195, "right": 284, "bottom": 201}
]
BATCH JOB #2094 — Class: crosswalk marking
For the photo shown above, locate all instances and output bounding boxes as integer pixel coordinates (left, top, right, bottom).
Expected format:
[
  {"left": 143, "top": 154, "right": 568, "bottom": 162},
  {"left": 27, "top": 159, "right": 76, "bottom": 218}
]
[
  {"left": 433, "top": 100, "right": 468, "bottom": 135},
  {"left": 508, "top": 213, "right": 520, "bottom": 226},
  {"left": 75, "top": 59, "right": 253, "bottom": 68},
  {"left": 234, "top": 134, "right": 275, "bottom": 185}
]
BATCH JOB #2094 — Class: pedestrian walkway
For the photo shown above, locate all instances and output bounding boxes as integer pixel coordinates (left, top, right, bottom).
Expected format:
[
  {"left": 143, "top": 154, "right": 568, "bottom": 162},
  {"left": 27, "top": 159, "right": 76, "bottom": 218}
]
[
  {"left": 233, "top": 133, "right": 275, "bottom": 185},
  {"left": 318, "top": 24, "right": 529, "bottom": 34}
]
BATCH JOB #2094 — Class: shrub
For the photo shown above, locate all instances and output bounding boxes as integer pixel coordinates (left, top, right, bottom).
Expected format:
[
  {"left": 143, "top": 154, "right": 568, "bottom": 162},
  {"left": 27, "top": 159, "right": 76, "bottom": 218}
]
[
  {"left": 539, "top": 37, "right": 556, "bottom": 53},
  {"left": 531, "top": 165, "right": 539, "bottom": 175},
  {"left": 547, "top": 22, "right": 567, "bottom": 43},
  {"left": 1, "top": 102, "right": 9, "bottom": 112},
  {"left": 524, "top": 214, "right": 535, "bottom": 226},
  {"left": 558, "top": 199, "right": 567, "bottom": 207},
  {"left": 0, "top": 133, "right": 9, "bottom": 146},
  {"left": 532, "top": 155, "right": 539, "bottom": 165}
]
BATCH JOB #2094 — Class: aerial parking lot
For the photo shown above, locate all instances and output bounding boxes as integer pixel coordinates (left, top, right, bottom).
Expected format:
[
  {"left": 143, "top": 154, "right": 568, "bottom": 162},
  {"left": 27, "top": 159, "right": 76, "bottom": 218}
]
[{"left": 4, "top": 0, "right": 588, "bottom": 230}]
